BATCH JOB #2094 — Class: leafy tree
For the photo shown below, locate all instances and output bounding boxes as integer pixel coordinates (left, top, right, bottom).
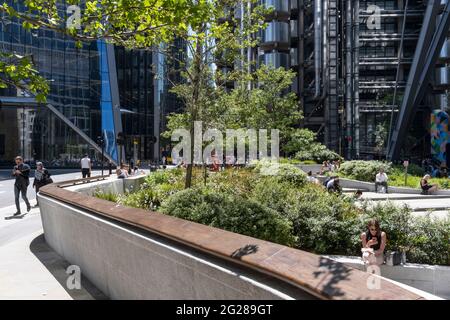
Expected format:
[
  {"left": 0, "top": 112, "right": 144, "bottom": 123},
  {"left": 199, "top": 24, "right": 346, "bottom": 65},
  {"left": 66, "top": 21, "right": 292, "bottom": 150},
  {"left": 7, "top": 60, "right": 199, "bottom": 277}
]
[
  {"left": 160, "top": 1, "right": 267, "bottom": 188},
  {"left": 0, "top": 0, "right": 221, "bottom": 102},
  {"left": 0, "top": 0, "right": 266, "bottom": 189},
  {"left": 218, "top": 64, "right": 302, "bottom": 139},
  {"left": 0, "top": 52, "right": 49, "bottom": 102}
]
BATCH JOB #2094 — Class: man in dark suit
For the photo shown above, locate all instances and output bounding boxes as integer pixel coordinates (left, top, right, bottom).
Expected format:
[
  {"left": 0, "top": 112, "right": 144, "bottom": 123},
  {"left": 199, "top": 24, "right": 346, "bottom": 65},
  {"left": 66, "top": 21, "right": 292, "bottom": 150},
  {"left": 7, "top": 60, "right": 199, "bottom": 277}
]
[{"left": 11, "top": 156, "right": 31, "bottom": 216}]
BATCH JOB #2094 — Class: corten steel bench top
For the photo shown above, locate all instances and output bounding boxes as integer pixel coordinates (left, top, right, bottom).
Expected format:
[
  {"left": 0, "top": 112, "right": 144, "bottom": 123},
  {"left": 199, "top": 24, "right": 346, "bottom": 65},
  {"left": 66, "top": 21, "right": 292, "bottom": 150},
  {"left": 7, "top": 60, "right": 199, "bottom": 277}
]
[{"left": 39, "top": 181, "right": 426, "bottom": 300}]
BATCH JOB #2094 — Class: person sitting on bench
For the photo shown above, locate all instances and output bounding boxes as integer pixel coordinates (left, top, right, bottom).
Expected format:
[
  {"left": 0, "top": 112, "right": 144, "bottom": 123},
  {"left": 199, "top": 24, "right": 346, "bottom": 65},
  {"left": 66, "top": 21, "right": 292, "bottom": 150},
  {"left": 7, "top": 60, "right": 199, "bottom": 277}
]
[
  {"left": 375, "top": 168, "right": 388, "bottom": 193},
  {"left": 420, "top": 174, "right": 438, "bottom": 195}
]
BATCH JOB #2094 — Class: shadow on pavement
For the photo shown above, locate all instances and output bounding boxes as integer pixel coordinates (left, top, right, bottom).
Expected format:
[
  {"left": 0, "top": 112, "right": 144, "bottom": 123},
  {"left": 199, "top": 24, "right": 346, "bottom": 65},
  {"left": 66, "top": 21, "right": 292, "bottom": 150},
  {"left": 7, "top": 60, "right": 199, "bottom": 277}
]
[
  {"left": 29, "top": 234, "right": 109, "bottom": 300},
  {"left": 4, "top": 213, "right": 28, "bottom": 220}
]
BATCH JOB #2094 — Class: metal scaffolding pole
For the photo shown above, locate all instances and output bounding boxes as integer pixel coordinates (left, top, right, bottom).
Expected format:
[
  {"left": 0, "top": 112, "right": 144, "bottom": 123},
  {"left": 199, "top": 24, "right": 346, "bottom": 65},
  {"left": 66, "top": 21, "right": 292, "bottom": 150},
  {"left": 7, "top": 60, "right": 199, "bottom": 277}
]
[{"left": 345, "top": 0, "right": 353, "bottom": 159}]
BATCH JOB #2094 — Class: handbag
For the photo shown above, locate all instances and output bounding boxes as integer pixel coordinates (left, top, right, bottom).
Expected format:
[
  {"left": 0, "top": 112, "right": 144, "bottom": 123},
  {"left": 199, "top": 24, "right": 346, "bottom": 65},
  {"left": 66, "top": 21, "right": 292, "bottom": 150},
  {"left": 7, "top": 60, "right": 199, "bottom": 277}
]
[{"left": 44, "top": 171, "right": 53, "bottom": 185}]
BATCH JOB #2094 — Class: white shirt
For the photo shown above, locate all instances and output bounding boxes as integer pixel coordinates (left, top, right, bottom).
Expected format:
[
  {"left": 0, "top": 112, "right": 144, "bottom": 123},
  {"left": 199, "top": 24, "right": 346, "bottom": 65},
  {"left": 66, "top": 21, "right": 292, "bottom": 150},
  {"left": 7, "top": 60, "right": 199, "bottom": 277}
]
[
  {"left": 326, "top": 179, "right": 335, "bottom": 189},
  {"left": 81, "top": 157, "right": 91, "bottom": 169},
  {"left": 307, "top": 176, "right": 318, "bottom": 184},
  {"left": 376, "top": 172, "right": 388, "bottom": 183}
]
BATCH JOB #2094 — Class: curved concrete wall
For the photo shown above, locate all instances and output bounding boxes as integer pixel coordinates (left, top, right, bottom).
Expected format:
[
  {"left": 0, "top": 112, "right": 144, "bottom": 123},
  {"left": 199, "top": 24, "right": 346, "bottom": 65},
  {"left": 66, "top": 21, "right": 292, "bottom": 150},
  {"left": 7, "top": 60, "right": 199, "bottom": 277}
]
[{"left": 38, "top": 195, "right": 311, "bottom": 300}]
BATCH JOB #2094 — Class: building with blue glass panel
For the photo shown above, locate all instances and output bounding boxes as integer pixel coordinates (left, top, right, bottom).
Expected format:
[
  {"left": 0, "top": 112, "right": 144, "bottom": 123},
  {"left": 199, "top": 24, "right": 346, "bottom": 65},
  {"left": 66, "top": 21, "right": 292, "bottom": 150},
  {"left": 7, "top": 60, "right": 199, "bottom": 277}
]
[{"left": 0, "top": 1, "right": 182, "bottom": 167}]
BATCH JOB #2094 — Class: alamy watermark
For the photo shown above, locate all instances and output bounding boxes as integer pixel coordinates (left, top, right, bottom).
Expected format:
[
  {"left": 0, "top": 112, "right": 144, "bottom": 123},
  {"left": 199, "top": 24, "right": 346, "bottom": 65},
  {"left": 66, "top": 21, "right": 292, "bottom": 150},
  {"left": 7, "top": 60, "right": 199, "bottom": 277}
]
[
  {"left": 363, "top": 5, "right": 381, "bottom": 30},
  {"left": 66, "top": 265, "right": 81, "bottom": 290}
]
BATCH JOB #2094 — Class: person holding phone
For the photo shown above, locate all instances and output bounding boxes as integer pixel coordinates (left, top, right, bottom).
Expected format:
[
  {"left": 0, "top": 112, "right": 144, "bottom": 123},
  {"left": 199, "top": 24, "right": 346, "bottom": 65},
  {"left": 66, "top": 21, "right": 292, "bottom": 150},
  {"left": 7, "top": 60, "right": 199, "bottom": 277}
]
[
  {"left": 361, "top": 219, "right": 386, "bottom": 266},
  {"left": 11, "top": 156, "right": 31, "bottom": 216}
]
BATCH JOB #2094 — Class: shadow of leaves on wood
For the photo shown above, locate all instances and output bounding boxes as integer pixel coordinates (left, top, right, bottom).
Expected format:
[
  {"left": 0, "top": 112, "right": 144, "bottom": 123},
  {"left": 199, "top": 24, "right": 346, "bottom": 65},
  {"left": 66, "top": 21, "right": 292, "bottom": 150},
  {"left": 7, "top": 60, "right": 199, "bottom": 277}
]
[
  {"left": 312, "top": 256, "right": 355, "bottom": 298},
  {"left": 231, "top": 244, "right": 259, "bottom": 259}
]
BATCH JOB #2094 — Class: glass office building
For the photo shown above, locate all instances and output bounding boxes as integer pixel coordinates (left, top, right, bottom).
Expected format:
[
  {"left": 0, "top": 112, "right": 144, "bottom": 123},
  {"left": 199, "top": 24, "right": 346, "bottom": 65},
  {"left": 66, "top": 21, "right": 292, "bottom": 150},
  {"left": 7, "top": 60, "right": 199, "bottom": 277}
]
[{"left": 0, "top": 1, "right": 181, "bottom": 167}]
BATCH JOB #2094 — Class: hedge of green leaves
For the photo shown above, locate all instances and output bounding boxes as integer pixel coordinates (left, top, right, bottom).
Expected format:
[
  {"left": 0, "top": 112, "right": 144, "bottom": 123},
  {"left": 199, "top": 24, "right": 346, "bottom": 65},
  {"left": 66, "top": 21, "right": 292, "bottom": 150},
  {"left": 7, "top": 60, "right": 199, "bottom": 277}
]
[
  {"left": 338, "top": 160, "right": 392, "bottom": 182},
  {"left": 98, "top": 163, "right": 449, "bottom": 266}
]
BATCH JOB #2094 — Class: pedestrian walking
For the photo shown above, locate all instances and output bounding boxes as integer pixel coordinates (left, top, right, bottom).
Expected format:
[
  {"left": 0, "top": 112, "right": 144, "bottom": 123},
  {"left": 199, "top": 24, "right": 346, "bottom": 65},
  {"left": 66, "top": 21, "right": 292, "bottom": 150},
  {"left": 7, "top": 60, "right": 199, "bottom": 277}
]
[
  {"left": 11, "top": 156, "right": 31, "bottom": 216},
  {"left": 81, "top": 154, "right": 91, "bottom": 178},
  {"left": 33, "top": 162, "right": 52, "bottom": 207}
]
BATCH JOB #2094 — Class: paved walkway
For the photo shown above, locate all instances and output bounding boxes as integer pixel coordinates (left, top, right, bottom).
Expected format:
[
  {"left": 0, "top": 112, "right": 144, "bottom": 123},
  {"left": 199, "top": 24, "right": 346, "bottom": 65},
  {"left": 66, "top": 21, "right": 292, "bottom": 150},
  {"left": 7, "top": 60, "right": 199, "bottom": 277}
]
[
  {"left": 0, "top": 204, "right": 107, "bottom": 299},
  {"left": 353, "top": 192, "right": 450, "bottom": 219},
  {"left": 0, "top": 170, "right": 109, "bottom": 300},
  {"left": 0, "top": 170, "right": 103, "bottom": 208}
]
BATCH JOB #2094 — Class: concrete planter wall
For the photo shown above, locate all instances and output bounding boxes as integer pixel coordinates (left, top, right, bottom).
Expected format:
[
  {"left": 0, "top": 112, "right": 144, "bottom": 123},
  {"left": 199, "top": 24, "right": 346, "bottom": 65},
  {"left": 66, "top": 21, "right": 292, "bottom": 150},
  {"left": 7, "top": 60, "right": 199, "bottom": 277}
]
[
  {"left": 37, "top": 175, "right": 439, "bottom": 300},
  {"left": 39, "top": 195, "right": 309, "bottom": 300},
  {"left": 316, "top": 176, "right": 450, "bottom": 195}
]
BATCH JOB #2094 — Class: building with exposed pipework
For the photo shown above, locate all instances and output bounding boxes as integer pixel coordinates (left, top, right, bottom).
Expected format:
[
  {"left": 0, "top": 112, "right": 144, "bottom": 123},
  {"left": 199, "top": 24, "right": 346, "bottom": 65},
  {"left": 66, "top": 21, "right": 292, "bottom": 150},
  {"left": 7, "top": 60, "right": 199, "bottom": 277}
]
[{"left": 255, "top": 0, "right": 450, "bottom": 162}]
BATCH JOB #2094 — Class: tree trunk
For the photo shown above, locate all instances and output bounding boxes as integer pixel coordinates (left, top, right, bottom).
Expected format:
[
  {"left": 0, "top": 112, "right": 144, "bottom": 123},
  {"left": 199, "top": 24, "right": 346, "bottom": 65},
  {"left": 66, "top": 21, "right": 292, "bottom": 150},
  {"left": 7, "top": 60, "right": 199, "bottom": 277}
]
[
  {"left": 185, "top": 126, "right": 195, "bottom": 189},
  {"left": 184, "top": 32, "right": 204, "bottom": 189}
]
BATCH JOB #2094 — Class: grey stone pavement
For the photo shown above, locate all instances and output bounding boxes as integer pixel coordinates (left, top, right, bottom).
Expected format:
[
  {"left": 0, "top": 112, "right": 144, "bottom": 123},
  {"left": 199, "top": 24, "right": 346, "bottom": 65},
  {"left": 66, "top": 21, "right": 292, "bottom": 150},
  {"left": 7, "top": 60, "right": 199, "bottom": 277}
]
[
  {"left": 0, "top": 171, "right": 108, "bottom": 300},
  {"left": 350, "top": 191, "right": 450, "bottom": 220}
]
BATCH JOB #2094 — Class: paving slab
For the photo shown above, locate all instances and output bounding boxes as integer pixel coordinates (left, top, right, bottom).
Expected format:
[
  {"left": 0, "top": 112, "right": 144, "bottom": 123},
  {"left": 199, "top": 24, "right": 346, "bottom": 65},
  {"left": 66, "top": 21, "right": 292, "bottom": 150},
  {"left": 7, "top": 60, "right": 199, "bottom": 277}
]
[
  {"left": 359, "top": 192, "right": 450, "bottom": 201},
  {"left": 0, "top": 205, "right": 107, "bottom": 300}
]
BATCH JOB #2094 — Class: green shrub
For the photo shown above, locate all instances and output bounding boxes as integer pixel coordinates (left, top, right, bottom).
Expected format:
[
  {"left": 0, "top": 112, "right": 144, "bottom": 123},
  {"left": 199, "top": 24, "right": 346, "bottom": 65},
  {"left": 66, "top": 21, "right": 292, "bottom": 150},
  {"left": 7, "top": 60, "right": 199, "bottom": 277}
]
[
  {"left": 160, "top": 187, "right": 296, "bottom": 246},
  {"left": 251, "top": 181, "right": 361, "bottom": 254},
  {"left": 284, "top": 128, "right": 342, "bottom": 163},
  {"left": 253, "top": 160, "right": 307, "bottom": 188},
  {"left": 407, "top": 214, "right": 449, "bottom": 265},
  {"left": 295, "top": 146, "right": 342, "bottom": 163},
  {"left": 338, "top": 160, "right": 392, "bottom": 182},
  {"left": 357, "top": 202, "right": 449, "bottom": 265},
  {"left": 357, "top": 201, "right": 411, "bottom": 253},
  {"left": 117, "top": 167, "right": 449, "bottom": 266},
  {"left": 93, "top": 190, "right": 119, "bottom": 202},
  {"left": 119, "top": 169, "right": 185, "bottom": 210}
]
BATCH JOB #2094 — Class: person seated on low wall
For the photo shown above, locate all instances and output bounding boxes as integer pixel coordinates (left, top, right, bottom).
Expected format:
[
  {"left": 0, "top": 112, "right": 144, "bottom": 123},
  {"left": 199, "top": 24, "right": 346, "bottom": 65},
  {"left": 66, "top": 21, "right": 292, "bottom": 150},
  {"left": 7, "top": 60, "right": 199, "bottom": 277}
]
[
  {"left": 307, "top": 171, "right": 320, "bottom": 184},
  {"left": 420, "top": 174, "right": 439, "bottom": 195},
  {"left": 326, "top": 176, "right": 341, "bottom": 194},
  {"left": 354, "top": 189, "right": 363, "bottom": 200},
  {"left": 375, "top": 168, "right": 388, "bottom": 193},
  {"left": 361, "top": 219, "right": 386, "bottom": 267}
]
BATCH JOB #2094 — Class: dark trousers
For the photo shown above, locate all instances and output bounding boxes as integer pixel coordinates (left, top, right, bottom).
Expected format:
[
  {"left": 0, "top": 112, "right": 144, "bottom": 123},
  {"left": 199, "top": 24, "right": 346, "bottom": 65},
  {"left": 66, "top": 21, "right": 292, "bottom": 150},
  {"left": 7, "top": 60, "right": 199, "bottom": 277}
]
[
  {"left": 14, "top": 183, "right": 30, "bottom": 213},
  {"left": 375, "top": 181, "right": 388, "bottom": 193},
  {"left": 82, "top": 168, "right": 91, "bottom": 178},
  {"left": 34, "top": 182, "right": 44, "bottom": 205}
]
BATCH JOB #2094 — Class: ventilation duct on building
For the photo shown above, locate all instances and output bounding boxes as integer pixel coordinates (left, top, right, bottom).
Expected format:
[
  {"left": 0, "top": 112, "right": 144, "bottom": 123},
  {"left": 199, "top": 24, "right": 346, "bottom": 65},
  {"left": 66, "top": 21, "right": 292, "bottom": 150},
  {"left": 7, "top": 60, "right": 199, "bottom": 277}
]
[
  {"left": 314, "top": 0, "right": 322, "bottom": 98},
  {"left": 259, "top": 52, "right": 290, "bottom": 69},
  {"left": 436, "top": 66, "right": 450, "bottom": 88}
]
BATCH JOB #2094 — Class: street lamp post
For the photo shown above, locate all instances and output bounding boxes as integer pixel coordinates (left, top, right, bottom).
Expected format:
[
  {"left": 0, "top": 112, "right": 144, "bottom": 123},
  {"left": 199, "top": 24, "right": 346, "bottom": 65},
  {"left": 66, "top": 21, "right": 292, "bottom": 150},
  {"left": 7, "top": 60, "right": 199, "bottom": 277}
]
[
  {"left": 22, "top": 106, "right": 25, "bottom": 158},
  {"left": 97, "top": 136, "right": 105, "bottom": 176}
]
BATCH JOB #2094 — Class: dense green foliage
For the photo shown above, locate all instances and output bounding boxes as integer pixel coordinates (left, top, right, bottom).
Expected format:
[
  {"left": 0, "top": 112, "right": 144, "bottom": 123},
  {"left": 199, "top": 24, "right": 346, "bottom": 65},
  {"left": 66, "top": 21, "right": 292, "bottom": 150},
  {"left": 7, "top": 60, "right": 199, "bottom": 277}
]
[
  {"left": 338, "top": 160, "right": 450, "bottom": 189},
  {"left": 284, "top": 129, "right": 342, "bottom": 163},
  {"left": 96, "top": 164, "right": 449, "bottom": 266},
  {"left": 337, "top": 160, "right": 392, "bottom": 182},
  {"left": 160, "top": 187, "right": 296, "bottom": 246}
]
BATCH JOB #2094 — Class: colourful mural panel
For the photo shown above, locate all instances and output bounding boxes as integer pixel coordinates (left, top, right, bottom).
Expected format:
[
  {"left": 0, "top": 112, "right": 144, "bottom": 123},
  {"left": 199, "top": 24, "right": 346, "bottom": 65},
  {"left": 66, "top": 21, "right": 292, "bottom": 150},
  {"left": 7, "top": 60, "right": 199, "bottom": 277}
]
[{"left": 430, "top": 110, "right": 449, "bottom": 166}]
